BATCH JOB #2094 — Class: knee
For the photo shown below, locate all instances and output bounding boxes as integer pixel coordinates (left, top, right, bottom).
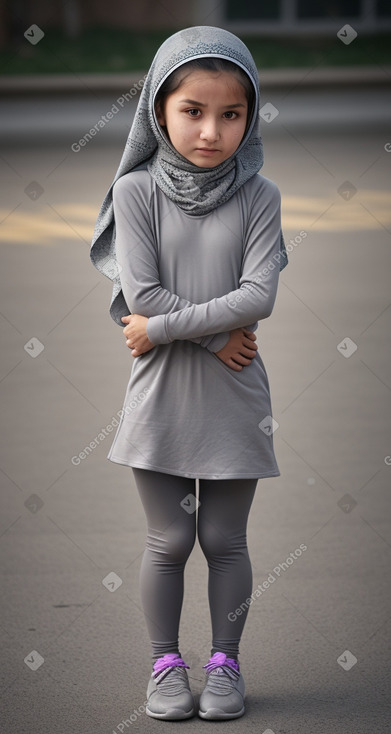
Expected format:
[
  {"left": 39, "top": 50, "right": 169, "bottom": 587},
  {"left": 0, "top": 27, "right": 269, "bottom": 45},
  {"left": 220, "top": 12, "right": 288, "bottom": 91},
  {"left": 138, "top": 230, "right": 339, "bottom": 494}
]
[
  {"left": 147, "top": 527, "right": 196, "bottom": 565},
  {"left": 198, "top": 522, "right": 240, "bottom": 559}
]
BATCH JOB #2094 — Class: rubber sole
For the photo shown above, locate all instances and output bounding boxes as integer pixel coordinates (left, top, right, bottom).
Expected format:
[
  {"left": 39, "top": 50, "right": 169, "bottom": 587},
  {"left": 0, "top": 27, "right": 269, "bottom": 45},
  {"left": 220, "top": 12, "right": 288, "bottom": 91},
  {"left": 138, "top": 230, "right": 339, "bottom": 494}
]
[
  {"left": 198, "top": 705, "right": 245, "bottom": 720},
  {"left": 146, "top": 706, "right": 196, "bottom": 720}
]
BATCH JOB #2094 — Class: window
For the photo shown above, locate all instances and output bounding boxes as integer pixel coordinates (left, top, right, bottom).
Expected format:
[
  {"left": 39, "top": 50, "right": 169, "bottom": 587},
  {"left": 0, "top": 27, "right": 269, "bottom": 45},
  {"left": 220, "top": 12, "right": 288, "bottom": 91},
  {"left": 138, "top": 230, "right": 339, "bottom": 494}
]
[
  {"left": 377, "top": 0, "right": 391, "bottom": 17},
  {"left": 226, "top": 0, "right": 281, "bottom": 21},
  {"left": 297, "top": 1, "right": 361, "bottom": 19}
]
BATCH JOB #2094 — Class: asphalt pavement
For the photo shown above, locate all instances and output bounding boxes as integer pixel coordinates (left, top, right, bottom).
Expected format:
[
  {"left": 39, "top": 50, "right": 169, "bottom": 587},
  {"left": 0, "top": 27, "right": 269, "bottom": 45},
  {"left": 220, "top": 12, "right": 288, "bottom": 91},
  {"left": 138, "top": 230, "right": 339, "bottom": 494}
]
[{"left": 0, "top": 78, "right": 390, "bottom": 733}]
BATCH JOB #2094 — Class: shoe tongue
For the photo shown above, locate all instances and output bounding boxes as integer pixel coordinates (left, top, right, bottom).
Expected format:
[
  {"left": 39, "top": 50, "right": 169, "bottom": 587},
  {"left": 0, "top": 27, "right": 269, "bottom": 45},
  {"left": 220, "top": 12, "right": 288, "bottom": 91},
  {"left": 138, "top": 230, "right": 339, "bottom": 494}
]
[
  {"left": 211, "top": 665, "right": 239, "bottom": 680},
  {"left": 210, "top": 666, "right": 229, "bottom": 678}
]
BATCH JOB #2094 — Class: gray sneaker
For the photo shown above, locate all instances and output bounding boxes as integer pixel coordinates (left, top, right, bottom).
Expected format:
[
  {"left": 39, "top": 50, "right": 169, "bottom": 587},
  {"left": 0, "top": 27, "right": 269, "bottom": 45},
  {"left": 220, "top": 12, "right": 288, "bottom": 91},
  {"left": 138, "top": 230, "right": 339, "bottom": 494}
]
[
  {"left": 198, "top": 652, "right": 245, "bottom": 719},
  {"left": 146, "top": 653, "right": 196, "bottom": 720}
]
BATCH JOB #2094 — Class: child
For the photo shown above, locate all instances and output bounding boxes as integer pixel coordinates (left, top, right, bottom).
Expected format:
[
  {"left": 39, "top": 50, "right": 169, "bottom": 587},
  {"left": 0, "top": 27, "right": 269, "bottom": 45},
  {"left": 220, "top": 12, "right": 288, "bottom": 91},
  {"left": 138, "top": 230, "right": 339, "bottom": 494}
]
[{"left": 90, "top": 25, "right": 288, "bottom": 721}]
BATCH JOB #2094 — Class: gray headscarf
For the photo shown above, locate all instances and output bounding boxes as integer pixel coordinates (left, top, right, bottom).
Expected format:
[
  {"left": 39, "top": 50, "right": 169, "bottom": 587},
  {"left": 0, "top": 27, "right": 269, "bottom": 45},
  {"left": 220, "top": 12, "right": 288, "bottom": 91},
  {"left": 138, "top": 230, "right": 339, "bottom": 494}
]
[{"left": 90, "top": 25, "right": 288, "bottom": 326}]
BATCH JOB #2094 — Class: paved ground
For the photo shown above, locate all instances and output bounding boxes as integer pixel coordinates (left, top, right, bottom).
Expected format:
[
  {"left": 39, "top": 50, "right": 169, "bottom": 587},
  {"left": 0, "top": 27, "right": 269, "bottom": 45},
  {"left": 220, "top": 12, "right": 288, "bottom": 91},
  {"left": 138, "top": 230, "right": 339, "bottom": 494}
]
[{"left": 0, "top": 87, "right": 390, "bottom": 733}]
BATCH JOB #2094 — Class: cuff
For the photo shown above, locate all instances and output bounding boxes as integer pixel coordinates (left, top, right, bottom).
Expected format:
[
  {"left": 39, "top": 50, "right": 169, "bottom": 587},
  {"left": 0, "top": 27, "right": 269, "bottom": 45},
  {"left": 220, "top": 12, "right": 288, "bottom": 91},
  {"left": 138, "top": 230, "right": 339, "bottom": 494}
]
[
  {"left": 146, "top": 314, "right": 170, "bottom": 345},
  {"left": 205, "top": 332, "right": 231, "bottom": 353}
]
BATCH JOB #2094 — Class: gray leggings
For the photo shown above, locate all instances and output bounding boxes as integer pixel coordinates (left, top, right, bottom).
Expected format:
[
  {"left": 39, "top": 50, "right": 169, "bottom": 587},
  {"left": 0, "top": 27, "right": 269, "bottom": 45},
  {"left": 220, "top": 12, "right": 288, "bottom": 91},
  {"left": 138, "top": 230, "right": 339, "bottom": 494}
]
[{"left": 132, "top": 468, "right": 257, "bottom": 664}]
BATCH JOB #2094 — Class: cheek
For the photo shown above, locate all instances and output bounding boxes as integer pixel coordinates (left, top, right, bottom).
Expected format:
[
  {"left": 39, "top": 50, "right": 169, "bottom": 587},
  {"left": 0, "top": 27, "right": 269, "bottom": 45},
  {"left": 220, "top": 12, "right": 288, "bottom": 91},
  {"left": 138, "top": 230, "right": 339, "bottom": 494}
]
[
  {"left": 173, "top": 119, "right": 195, "bottom": 141},
  {"left": 234, "top": 121, "right": 248, "bottom": 141},
  {"left": 228, "top": 126, "right": 244, "bottom": 144}
]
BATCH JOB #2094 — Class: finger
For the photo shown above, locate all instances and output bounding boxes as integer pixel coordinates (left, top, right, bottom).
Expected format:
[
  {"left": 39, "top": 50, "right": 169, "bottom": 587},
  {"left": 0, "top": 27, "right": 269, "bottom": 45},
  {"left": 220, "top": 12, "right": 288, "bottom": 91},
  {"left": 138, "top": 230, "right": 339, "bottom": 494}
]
[
  {"left": 242, "top": 329, "right": 256, "bottom": 340},
  {"left": 240, "top": 346, "right": 257, "bottom": 358},
  {"left": 232, "top": 354, "right": 252, "bottom": 366},
  {"left": 227, "top": 358, "right": 243, "bottom": 372},
  {"left": 242, "top": 337, "right": 258, "bottom": 351}
]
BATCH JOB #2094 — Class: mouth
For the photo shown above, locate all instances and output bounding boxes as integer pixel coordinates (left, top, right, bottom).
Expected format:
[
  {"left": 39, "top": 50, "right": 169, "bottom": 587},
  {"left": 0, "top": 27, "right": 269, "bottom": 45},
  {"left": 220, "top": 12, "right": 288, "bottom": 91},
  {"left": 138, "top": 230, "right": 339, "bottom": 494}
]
[{"left": 196, "top": 148, "right": 219, "bottom": 153}]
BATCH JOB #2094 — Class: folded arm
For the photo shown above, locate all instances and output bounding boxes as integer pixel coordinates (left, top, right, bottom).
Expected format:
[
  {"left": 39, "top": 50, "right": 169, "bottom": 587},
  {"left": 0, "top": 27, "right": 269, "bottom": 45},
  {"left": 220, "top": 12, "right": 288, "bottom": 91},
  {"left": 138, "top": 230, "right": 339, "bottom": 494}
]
[
  {"left": 146, "top": 182, "right": 282, "bottom": 345},
  {"left": 113, "top": 175, "right": 230, "bottom": 353}
]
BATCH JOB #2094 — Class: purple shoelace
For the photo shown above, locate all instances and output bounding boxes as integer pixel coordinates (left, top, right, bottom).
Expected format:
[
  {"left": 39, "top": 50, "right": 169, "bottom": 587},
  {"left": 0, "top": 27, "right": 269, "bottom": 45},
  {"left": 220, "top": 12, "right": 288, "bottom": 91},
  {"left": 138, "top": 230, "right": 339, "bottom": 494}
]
[
  {"left": 152, "top": 653, "right": 189, "bottom": 678},
  {"left": 202, "top": 651, "right": 240, "bottom": 674}
]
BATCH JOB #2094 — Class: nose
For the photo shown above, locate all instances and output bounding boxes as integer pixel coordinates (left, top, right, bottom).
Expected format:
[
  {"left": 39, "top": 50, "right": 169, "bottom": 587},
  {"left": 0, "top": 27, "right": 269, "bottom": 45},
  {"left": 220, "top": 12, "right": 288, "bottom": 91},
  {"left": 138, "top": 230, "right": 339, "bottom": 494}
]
[{"left": 199, "top": 116, "right": 220, "bottom": 142}]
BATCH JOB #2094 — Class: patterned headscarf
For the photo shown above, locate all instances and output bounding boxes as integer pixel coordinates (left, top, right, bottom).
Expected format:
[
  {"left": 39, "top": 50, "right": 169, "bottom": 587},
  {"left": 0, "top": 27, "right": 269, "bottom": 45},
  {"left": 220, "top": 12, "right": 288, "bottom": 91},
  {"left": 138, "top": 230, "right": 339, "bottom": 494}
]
[{"left": 90, "top": 25, "right": 288, "bottom": 326}]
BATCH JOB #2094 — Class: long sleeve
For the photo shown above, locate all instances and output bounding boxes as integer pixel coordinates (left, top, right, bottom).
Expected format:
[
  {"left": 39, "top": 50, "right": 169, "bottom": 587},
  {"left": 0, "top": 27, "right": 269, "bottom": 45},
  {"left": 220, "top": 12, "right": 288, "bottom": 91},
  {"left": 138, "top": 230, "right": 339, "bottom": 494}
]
[
  {"left": 146, "top": 181, "right": 282, "bottom": 345},
  {"left": 112, "top": 175, "right": 230, "bottom": 353}
]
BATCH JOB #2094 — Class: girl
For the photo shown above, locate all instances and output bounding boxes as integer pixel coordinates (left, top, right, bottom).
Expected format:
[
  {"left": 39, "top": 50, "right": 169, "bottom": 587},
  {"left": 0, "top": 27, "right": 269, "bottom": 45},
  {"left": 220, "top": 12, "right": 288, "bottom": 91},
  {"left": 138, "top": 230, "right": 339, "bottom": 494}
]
[{"left": 90, "top": 25, "right": 288, "bottom": 721}]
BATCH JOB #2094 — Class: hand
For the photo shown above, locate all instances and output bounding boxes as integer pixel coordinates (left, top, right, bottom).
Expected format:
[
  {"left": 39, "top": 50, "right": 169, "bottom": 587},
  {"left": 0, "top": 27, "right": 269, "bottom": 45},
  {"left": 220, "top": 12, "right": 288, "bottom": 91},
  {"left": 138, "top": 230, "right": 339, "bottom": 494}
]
[
  {"left": 215, "top": 328, "right": 258, "bottom": 371},
  {"left": 121, "top": 314, "right": 155, "bottom": 357}
]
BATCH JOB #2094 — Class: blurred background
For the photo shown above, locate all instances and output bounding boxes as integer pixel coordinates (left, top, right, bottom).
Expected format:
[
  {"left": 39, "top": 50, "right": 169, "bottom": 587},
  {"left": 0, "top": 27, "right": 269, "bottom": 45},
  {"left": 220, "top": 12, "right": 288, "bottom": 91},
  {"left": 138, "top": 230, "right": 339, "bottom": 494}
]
[
  {"left": 1, "top": 2, "right": 390, "bottom": 733},
  {"left": 1, "top": 0, "right": 391, "bottom": 71}
]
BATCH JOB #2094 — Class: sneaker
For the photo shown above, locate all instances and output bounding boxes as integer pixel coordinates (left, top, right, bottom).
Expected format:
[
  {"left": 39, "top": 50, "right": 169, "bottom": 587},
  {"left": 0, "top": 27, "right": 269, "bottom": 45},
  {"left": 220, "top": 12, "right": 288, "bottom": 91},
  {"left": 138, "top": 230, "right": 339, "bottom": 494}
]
[
  {"left": 198, "top": 651, "right": 245, "bottom": 720},
  {"left": 146, "top": 653, "right": 196, "bottom": 720}
]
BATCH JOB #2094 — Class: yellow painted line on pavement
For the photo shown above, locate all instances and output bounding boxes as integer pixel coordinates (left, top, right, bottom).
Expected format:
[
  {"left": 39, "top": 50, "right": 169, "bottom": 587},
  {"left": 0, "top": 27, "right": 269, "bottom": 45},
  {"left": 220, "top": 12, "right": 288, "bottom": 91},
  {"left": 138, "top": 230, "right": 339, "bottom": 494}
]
[{"left": 0, "top": 192, "right": 390, "bottom": 244}]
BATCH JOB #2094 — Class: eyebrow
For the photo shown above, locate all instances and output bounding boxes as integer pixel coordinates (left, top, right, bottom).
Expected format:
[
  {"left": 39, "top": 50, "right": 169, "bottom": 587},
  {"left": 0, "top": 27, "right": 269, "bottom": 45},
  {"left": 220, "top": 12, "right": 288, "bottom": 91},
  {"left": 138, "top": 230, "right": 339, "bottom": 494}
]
[{"left": 179, "top": 98, "right": 246, "bottom": 109}]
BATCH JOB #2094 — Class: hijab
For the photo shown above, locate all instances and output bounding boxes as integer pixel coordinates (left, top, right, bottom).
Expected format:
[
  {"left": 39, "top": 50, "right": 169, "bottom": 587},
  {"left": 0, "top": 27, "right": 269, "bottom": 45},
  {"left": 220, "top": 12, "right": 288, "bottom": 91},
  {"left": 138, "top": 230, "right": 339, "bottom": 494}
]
[{"left": 90, "top": 25, "right": 288, "bottom": 326}]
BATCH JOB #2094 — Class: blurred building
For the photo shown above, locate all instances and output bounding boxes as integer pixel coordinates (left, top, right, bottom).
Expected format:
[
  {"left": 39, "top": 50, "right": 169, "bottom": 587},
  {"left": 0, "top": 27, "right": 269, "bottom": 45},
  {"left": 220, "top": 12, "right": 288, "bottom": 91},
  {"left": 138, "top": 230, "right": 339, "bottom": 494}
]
[
  {"left": 220, "top": 0, "right": 391, "bottom": 34},
  {"left": 4, "top": 0, "right": 391, "bottom": 37}
]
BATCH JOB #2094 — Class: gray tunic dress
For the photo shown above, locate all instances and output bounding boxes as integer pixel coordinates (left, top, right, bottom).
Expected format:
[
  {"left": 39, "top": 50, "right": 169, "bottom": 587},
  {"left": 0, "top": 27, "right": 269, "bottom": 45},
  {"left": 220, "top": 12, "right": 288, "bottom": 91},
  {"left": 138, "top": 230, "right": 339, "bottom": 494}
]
[{"left": 106, "top": 168, "right": 282, "bottom": 480}]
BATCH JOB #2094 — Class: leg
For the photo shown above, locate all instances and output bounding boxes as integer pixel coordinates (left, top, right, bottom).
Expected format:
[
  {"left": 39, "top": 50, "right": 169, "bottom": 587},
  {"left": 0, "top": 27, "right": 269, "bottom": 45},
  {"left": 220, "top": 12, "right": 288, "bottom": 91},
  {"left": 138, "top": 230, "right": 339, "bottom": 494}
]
[
  {"left": 132, "top": 468, "right": 197, "bottom": 663},
  {"left": 197, "top": 477, "right": 258, "bottom": 661}
]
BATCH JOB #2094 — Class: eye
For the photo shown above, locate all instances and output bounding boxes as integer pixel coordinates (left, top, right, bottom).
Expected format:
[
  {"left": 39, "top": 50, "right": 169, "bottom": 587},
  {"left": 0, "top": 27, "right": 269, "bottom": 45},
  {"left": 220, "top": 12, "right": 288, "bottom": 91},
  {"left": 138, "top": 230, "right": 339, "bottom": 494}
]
[
  {"left": 223, "top": 111, "right": 238, "bottom": 119},
  {"left": 186, "top": 108, "right": 201, "bottom": 117}
]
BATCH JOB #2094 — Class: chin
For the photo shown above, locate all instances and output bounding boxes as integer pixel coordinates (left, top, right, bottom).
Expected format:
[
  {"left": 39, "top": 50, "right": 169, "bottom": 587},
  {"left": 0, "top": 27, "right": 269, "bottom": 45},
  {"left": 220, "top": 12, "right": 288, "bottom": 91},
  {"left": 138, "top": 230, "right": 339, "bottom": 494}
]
[
  {"left": 196, "top": 160, "right": 218, "bottom": 167},
  {"left": 193, "top": 154, "right": 225, "bottom": 167}
]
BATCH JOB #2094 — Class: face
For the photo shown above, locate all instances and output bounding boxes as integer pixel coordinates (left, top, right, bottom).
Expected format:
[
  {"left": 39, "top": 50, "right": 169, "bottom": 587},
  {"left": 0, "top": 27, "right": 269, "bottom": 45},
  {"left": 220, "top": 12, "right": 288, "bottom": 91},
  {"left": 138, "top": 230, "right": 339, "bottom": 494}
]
[{"left": 155, "top": 70, "right": 249, "bottom": 168}]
